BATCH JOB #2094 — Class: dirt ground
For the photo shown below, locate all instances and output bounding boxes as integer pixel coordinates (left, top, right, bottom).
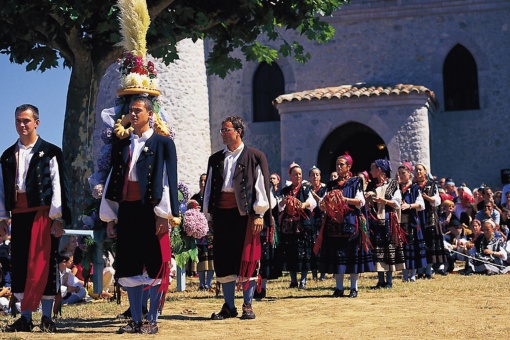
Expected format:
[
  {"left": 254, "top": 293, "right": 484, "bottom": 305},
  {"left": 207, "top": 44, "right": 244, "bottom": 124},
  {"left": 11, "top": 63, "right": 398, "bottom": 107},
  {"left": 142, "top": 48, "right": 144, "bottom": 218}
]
[{"left": 1, "top": 272, "right": 509, "bottom": 339}]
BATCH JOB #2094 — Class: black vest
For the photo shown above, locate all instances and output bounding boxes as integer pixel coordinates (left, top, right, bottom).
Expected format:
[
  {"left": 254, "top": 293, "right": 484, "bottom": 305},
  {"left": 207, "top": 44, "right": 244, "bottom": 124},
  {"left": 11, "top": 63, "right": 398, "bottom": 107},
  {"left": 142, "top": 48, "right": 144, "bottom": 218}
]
[{"left": 1, "top": 138, "right": 72, "bottom": 224}]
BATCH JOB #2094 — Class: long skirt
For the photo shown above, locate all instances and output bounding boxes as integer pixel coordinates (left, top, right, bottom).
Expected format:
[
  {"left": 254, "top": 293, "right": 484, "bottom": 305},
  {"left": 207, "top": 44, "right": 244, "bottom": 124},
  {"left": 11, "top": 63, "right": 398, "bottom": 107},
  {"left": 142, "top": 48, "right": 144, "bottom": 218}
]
[
  {"left": 319, "top": 234, "right": 374, "bottom": 274},
  {"left": 423, "top": 226, "right": 447, "bottom": 264},
  {"left": 370, "top": 220, "right": 406, "bottom": 272},
  {"left": 197, "top": 236, "right": 214, "bottom": 272},
  {"left": 259, "top": 226, "right": 283, "bottom": 279},
  {"left": 401, "top": 221, "right": 427, "bottom": 270}
]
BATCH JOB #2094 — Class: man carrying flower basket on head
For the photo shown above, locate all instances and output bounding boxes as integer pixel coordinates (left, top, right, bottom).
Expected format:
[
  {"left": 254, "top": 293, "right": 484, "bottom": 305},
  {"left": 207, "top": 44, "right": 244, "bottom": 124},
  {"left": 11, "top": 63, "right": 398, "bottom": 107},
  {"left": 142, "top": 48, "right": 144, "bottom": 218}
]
[
  {"left": 203, "top": 115, "right": 273, "bottom": 320},
  {"left": 100, "top": 95, "right": 180, "bottom": 334}
]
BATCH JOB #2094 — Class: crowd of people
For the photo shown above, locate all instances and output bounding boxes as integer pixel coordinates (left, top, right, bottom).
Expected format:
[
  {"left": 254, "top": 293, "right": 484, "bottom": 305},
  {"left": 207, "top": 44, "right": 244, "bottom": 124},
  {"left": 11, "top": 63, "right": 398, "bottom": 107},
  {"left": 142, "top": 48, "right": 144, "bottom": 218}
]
[
  {"left": 0, "top": 102, "right": 509, "bottom": 335},
  {"left": 179, "top": 150, "right": 510, "bottom": 306}
]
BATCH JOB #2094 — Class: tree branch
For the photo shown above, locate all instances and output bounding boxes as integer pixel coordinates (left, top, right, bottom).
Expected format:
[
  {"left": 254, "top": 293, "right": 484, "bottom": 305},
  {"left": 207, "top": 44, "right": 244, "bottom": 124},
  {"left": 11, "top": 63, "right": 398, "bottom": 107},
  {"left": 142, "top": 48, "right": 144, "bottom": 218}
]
[{"left": 148, "top": 0, "right": 175, "bottom": 19}]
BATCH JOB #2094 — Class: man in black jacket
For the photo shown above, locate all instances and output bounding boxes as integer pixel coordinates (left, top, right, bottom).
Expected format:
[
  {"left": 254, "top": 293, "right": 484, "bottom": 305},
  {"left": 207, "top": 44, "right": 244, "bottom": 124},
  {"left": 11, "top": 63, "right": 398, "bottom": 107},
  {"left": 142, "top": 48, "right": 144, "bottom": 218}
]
[
  {"left": 0, "top": 104, "right": 71, "bottom": 332},
  {"left": 204, "top": 115, "right": 272, "bottom": 320}
]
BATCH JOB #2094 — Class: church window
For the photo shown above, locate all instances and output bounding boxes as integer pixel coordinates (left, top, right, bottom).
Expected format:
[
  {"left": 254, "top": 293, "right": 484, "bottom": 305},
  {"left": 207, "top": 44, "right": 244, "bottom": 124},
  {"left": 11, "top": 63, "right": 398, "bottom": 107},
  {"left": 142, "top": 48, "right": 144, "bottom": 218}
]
[
  {"left": 253, "top": 62, "right": 284, "bottom": 122},
  {"left": 443, "top": 44, "right": 480, "bottom": 111}
]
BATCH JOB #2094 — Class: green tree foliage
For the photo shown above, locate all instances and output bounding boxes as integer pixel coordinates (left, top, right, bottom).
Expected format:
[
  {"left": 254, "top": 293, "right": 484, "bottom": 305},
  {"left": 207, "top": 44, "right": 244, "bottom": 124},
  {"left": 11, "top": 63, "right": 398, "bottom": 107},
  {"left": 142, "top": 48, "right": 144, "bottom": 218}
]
[{"left": 0, "top": 0, "right": 347, "bottom": 225}]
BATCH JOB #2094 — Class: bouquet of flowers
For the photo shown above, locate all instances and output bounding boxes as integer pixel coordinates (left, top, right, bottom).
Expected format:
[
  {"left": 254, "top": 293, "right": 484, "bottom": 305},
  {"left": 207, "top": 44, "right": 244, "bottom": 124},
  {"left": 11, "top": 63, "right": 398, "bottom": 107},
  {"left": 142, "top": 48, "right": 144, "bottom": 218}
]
[{"left": 182, "top": 206, "right": 208, "bottom": 239}]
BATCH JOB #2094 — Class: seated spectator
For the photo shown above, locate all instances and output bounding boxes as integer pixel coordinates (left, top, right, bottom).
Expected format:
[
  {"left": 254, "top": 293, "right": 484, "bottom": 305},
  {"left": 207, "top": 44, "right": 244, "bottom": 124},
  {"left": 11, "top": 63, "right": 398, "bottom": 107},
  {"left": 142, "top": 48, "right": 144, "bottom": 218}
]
[
  {"left": 476, "top": 186, "right": 493, "bottom": 211},
  {"left": 455, "top": 185, "right": 475, "bottom": 219},
  {"left": 499, "top": 208, "right": 510, "bottom": 240},
  {"left": 444, "top": 178, "right": 458, "bottom": 202},
  {"left": 58, "top": 252, "right": 87, "bottom": 305},
  {"left": 475, "top": 201, "right": 500, "bottom": 225},
  {"left": 465, "top": 220, "right": 509, "bottom": 275},
  {"left": 439, "top": 200, "right": 459, "bottom": 233},
  {"left": 443, "top": 219, "right": 473, "bottom": 272}
]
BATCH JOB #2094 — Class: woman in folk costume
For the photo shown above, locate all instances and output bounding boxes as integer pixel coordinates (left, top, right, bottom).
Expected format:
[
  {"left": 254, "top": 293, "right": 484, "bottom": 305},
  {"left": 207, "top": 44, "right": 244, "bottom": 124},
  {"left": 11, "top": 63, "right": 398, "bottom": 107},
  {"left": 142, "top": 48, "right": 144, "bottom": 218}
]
[
  {"left": 315, "top": 153, "right": 373, "bottom": 298},
  {"left": 414, "top": 163, "right": 448, "bottom": 278},
  {"left": 397, "top": 162, "right": 427, "bottom": 282},
  {"left": 278, "top": 162, "right": 316, "bottom": 289},
  {"left": 366, "top": 159, "right": 405, "bottom": 289},
  {"left": 308, "top": 165, "right": 328, "bottom": 281}
]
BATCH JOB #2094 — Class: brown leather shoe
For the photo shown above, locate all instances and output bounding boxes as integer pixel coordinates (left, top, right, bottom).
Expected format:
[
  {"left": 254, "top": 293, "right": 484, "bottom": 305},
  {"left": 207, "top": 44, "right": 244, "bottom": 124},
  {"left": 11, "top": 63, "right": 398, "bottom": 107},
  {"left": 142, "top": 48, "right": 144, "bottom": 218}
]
[
  {"left": 211, "top": 303, "right": 238, "bottom": 320},
  {"left": 240, "top": 303, "right": 256, "bottom": 320}
]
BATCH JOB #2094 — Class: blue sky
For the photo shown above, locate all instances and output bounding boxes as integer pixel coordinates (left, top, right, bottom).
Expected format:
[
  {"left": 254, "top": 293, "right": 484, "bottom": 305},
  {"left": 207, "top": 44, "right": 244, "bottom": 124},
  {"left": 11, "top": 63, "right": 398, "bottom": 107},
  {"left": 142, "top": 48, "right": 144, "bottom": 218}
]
[{"left": 0, "top": 54, "right": 70, "bottom": 152}]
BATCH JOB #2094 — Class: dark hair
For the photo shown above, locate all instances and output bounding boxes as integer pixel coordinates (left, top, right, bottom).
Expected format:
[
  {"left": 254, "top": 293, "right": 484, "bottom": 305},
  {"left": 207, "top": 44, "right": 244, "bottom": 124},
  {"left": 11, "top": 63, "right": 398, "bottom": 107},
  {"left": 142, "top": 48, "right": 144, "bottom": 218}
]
[
  {"left": 222, "top": 116, "right": 246, "bottom": 138},
  {"left": 130, "top": 95, "right": 154, "bottom": 112},
  {"left": 15, "top": 104, "right": 40, "bottom": 120},
  {"left": 57, "top": 251, "right": 73, "bottom": 263}
]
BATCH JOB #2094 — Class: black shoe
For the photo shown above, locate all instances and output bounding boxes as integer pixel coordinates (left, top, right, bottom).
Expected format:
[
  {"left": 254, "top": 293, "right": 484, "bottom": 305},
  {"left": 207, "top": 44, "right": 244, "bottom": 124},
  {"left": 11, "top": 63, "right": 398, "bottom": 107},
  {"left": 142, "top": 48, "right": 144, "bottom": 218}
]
[
  {"left": 240, "top": 303, "right": 256, "bottom": 320},
  {"left": 289, "top": 282, "right": 298, "bottom": 289},
  {"left": 437, "top": 269, "right": 448, "bottom": 276},
  {"left": 140, "top": 321, "right": 158, "bottom": 334},
  {"left": 373, "top": 281, "right": 386, "bottom": 290},
  {"left": 424, "top": 274, "right": 432, "bottom": 280},
  {"left": 40, "top": 315, "right": 56, "bottom": 333},
  {"left": 417, "top": 273, "right": 424, "bottom": 280},
  {"left": 5, "top": 316, "right": 34, "bottom": 332},
  {"left": 348, "top": 289, "right": 358, "bottom": 298},
  {"left": 198, "top": 286, "right": 207, "bottom": 291},
  {"left": 211, "top": 303, "right": 238, "bottom": 320},
  {"left": 253, "top": 288, "right": 266, "bottom": 300},
  {"left": 332, "top": 289, "right": 344, "bottom": 298},
  {"left": 463, "top": 267, "right": 474, "bottom": 276},
  {"left": 117, "top": 307, "right": 132, "bottom": 319},
  {"left": 118, "top": 321, "right": 142, "bottom": 334},
  {"left": 117, "top": 307, "right": 148, "bottom": 320},
  {"left": 298, "top": 283, "right": 307, "bottom": 290}
]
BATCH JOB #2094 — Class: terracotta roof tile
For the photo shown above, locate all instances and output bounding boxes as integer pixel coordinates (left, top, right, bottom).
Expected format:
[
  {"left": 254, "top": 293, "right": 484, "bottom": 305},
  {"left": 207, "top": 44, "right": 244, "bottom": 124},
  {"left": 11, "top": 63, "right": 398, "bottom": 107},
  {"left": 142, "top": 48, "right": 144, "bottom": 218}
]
[{"left": 274, "top": 84, "right": 437, "bottom": 107}]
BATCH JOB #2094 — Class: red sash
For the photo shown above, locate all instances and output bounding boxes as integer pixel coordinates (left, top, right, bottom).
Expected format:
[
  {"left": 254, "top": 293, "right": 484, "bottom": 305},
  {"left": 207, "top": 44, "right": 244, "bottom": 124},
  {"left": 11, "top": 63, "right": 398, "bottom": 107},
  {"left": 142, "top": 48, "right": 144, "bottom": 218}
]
[
  {"left": 124, "top": 181, "right": 142, "bottom": 201},
  {"left": 13, "top": 193, "right": 52, "bottom": 312},
  {"left": 218, "top": 192, "right": 237, "bottom": 209}
]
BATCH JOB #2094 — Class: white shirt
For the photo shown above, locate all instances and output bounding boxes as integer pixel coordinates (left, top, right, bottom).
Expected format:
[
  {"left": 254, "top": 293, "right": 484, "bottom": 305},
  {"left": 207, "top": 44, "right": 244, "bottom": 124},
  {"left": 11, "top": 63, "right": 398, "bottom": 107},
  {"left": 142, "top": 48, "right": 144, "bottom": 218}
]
[{"left": 203, "top": 143, "right": 270, "bottom": 220}]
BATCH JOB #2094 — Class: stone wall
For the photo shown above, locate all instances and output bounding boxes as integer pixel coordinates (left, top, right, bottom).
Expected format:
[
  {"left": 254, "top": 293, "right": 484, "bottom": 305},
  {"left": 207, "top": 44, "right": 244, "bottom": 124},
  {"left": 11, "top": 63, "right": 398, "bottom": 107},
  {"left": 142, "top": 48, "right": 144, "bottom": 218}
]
[
  {"left": 95, "top": 39, "right": 211, "bottom": 195},
  {"left": 207, "top": 0, "right": 510, "bottom": 189}
]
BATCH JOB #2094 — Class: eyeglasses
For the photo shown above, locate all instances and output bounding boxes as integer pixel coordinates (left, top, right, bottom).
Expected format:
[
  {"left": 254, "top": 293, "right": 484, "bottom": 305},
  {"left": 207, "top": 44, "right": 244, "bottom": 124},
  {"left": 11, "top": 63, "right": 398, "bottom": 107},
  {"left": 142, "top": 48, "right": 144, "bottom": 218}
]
[{"left": 220, "top": 128, "right": 236, "bottom": 134}]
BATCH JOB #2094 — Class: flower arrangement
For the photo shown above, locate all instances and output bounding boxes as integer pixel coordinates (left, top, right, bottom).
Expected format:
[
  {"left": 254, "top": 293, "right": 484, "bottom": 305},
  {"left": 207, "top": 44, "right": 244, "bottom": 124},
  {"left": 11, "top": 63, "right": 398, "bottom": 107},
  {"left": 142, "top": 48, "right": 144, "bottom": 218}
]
[
  {"left": 182, "top": 208, "right": 208, "bottom": 239},
  {"left": 118, "top": 53, "right": 159, "bottom": 91}
]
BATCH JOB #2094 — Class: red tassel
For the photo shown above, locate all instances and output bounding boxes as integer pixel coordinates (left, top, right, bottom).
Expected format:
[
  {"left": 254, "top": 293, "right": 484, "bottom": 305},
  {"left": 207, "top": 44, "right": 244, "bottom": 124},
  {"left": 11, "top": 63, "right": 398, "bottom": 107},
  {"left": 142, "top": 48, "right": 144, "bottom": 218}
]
[
  {"left": 236, "top": 216, "right": 261, "bottom": 291},
  {"left": 256, "top": 274, "right": 263, "bottom": 293}
]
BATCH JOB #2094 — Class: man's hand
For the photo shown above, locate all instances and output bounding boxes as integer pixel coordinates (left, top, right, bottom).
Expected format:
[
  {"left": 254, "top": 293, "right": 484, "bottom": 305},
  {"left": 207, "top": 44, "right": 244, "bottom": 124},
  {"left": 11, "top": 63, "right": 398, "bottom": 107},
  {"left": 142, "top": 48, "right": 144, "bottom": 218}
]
[
  {"left": 156, "top": 216, "right": 170, "bottom": 235},
  {"left": 252, "top": 216, "right": 264, "bottom": 235},
  {"left": 51, "top": 219, "right": 64, "bottom": 238},
  {"left": 106, "top": 221, "right": 116, "bottom": 238},
  {"left": 0, "top": 220, "right": 8, "bottom": 238},
  {"left": 169, "top": 216, "right": 181, "bottom": 228}
]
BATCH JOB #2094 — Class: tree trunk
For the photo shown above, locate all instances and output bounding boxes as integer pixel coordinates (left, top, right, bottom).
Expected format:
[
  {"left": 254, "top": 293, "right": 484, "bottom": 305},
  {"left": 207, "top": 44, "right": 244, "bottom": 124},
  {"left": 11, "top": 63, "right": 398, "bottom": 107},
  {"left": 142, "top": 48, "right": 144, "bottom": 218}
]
[{"left": 62, "top": 55, "right": 102, "bottom": 228}]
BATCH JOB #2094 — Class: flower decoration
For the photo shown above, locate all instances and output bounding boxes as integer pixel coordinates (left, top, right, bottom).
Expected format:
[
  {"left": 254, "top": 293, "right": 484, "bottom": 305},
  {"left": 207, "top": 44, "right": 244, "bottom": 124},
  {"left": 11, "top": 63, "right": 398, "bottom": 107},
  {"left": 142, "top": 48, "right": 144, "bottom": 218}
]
[
  {"left": 101, "top": 127, "right": 113, "bottom": 144},
  {"left": 91, "top": 183, "right": 104, "bottom": 200},
  {"left": 39, "top": 151, "right": 44, "bottom": 157},
  {"left": 178, "top": 182, "right": 190, "bottom": 204},
  {"left": 143, "top": 146, "right": 149, "bottom": 153},
  {"left": 118, "top": 54, "right": 159, "bottom": 91},
  {"left": 182, "top": 208, "right": 208, "bottom": 239}
]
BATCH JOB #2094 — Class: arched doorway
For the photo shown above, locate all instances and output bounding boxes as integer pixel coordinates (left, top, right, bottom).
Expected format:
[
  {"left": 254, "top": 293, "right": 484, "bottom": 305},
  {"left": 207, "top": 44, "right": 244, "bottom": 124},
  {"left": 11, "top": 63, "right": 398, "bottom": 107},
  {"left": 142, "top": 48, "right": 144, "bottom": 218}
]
[{"left": 317, "top": 122, "right": 389, "bottom": 178}]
